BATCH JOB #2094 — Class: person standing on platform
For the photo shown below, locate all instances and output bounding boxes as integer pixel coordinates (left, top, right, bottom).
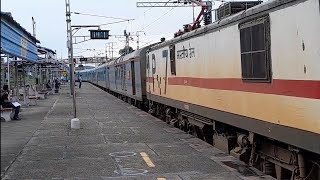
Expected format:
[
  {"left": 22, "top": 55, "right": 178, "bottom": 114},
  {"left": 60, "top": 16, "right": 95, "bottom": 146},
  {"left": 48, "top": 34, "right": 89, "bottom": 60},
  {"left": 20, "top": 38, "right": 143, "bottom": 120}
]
[
  {"left": 79, "top": 75, "right": 82, "bottom": 89},
  {"left": 54, "top": 78, "right": 60, "bottom": 93}
]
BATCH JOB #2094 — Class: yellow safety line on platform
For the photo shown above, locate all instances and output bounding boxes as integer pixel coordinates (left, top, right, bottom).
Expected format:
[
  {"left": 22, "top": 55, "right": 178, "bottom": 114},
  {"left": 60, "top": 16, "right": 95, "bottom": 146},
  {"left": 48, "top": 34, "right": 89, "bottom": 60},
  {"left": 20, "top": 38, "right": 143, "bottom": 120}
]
[
  {"left": 140, "top": 152, "right": 155, "bottom": 167},
  {"left": 157, "top": 178, "right": 166, "bottom": 180}
]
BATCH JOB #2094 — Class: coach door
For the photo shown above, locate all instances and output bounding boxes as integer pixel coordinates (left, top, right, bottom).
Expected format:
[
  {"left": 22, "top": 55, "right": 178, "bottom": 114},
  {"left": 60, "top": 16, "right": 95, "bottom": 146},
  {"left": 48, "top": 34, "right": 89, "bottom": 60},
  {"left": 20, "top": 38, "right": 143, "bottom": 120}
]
[
  {"left": 120, "top": 64, "right": 126, "bottom": 91},
  {"left": 151, "top": 54, "right": 156, "bottom": 93},
  {"left": 95, "top": 71, "right": 98, "bottom": 84},
  {"left": 115, "top": 66, "right": 118, "bottom": 90},
  {"left": 169, "top": 45, "right": 176, "bottom": 76},
  {"left": 131, "top": 61, "right": 136, "bottom": 95},
  {"left": 106, "top": 67, "right": 110, "bottom": 88},
  {"left": 162, "top": 49, "right": 169, "bottom": 94},
  {"left": 147, "top": 55, "right": 151, "bottom": 93}
]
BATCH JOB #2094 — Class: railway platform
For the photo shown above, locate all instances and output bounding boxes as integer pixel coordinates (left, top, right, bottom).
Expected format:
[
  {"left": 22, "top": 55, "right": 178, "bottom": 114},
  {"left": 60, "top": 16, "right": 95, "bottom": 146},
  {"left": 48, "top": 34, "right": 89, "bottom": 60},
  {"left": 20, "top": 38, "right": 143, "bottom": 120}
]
[{"left": 1, "top": 83, "right": 274, "bottom": 179}]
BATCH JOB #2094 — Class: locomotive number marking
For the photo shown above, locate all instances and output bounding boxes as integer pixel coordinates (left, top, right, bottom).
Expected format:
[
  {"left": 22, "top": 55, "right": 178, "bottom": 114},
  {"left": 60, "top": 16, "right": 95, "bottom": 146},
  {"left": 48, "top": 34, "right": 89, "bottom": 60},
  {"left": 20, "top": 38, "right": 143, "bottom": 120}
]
[{"left": 177, "top": 43, "right": 195, "bottom": 59}]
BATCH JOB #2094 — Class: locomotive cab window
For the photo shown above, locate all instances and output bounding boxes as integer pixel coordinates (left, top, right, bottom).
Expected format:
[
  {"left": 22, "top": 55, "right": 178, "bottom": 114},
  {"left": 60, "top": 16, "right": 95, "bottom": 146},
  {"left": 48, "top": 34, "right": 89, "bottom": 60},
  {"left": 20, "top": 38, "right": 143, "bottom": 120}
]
[
  {"left": 146, "top": 55, "right": 150, "bottom": 70},
  {"left": 239, "top": 16, "right": 271, "bottom": 82},
  {"left": 152, "top": 54, "right": 156, "bottom": 74},
  {"left": 169, "top": 45, "right": 176, "bottom": 75}
]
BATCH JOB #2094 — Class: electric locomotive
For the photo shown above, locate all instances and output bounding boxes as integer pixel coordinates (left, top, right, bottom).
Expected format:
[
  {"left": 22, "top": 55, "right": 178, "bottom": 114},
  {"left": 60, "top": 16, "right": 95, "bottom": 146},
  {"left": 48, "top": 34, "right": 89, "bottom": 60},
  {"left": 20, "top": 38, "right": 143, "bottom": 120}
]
[{"left": 78, "top": 0, "right": 320, "bottom": 178}]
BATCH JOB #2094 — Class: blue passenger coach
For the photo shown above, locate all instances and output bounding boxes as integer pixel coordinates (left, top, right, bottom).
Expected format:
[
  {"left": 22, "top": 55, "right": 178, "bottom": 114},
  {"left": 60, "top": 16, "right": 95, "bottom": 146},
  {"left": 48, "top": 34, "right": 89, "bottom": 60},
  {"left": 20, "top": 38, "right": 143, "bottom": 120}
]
[{"left": 77, "top": 46, "right": 150, "bottom": 106}]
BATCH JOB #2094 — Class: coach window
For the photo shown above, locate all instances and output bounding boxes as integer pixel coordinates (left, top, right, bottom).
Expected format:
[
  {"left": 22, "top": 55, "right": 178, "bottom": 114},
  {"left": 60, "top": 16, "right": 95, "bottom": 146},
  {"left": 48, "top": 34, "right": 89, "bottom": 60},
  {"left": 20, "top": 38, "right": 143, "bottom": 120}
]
[
  {"left": 169, "top": 45, "right": 176, "bottom": 75},
  {"left": 239, "top": 16, "right": 271, "bottom": 82},
  {"left": 152, "top": 54, "right": 156, "bottom": 74}
]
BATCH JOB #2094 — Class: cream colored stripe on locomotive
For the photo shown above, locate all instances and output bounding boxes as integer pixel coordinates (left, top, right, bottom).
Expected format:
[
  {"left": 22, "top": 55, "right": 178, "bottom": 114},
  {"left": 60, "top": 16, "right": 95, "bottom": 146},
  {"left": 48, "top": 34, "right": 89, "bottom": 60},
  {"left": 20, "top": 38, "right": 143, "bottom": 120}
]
[{"left": 148, "top": 84, "right": 320, "bottom": 134}]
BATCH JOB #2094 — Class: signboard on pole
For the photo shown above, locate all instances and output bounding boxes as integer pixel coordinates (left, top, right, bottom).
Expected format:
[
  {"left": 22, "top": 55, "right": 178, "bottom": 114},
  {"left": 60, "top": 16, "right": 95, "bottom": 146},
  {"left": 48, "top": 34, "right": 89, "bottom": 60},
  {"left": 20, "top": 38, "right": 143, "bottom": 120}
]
[
  {"left": 80, "top": 57, "right": 88, "bottom": 62},
  {"left": 89, "top": 30, "right": 109, "bottom": 39}
]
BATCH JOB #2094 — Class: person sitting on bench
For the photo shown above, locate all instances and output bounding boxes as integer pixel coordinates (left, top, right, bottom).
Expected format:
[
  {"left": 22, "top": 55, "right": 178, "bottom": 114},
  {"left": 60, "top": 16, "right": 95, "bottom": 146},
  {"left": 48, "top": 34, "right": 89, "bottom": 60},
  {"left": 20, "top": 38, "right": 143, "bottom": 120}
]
[
  {"left": 0, "top": 93, "right": 21, "bottom": 120},
  {"left": 2, "top": 85, "right": 10, "bottom": 94},
  {"left": 46, "top": 80, "right": 52, "bottom": 90}
]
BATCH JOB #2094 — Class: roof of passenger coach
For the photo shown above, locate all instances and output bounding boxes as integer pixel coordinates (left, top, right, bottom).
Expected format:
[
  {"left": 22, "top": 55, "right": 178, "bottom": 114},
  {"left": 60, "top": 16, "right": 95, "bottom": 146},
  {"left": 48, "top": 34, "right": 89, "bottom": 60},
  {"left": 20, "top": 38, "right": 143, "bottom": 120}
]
[
  {"left": 76, "top": 68, "right": 92, "bottom": 73},
  {"left": 95, "top": 63, "right": 108, "bottom": 71},
  {"left": 108, "top": 45, "right": 154, "bottom": 66},
  {"left": 118, "top": 48, "right": 144, "bottom": 63},
  {"left": 148, "top": 0, "right": 299, "bottom": 51}
]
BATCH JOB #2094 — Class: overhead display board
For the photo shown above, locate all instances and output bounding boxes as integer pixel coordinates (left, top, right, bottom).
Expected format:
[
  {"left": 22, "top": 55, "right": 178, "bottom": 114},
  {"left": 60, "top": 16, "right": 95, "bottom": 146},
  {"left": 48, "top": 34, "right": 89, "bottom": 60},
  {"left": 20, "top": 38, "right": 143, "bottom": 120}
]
[
  {"left": 89, "top": 30, "right": 109, "bottom": 39},
  {"left": 80, "top": 57, "right": 88, "bottom": 61}
]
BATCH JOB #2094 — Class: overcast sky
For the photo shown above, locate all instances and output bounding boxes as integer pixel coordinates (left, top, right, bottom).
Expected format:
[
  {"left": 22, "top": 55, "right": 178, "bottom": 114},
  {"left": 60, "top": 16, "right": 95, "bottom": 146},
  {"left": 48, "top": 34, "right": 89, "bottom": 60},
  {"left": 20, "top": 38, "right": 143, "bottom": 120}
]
[{"left": 2, "top": 0, "right": 226, "bottom": 59}]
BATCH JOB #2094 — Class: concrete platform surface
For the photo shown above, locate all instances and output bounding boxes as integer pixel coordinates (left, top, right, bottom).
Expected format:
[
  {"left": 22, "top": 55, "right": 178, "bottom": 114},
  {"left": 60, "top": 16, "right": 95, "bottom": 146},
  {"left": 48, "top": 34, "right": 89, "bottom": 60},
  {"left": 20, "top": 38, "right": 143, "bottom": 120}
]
[{"left": 1, "top": 83, "right": 274, "bottom": 180}]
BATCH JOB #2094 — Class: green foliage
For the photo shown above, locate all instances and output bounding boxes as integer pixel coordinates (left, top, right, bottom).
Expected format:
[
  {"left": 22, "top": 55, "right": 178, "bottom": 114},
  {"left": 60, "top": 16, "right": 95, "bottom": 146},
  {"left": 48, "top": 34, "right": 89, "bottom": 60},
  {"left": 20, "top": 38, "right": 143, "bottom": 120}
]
[{"left": 119, "top": 46, "right": 134, "bottom": 56}]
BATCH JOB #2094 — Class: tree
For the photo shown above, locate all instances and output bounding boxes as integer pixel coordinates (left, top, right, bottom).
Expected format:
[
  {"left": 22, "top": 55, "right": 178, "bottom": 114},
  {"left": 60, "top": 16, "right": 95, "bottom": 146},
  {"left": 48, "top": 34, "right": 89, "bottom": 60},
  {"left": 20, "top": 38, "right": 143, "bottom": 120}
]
[{"left": 119, "top": 46, "right": 134, "bottom": 56}]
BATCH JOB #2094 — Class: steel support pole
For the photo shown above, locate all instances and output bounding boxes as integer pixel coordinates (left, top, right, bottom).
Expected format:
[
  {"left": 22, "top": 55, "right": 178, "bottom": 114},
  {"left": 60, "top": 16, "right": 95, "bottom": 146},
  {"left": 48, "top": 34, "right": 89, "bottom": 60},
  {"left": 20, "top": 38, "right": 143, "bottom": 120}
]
[
  {"left": 192, "top": 2, "right": 195, "bottom": 23},
  {"left": 7, "top": 55, "right": 10, "bottom": 92},
  {"left": 39, "top": 66, "right": 42, "bottom": 88},
  {"left": 15, "top": 61, "right": 18, "bottom": 98},
  {"left": 137, "top": 34, "right": 140, "bottom": 50},
  {"left": 22, "top": 62, "right": 26, "bottom": 104},
  {"left": 66, "top": 0, "right": 77, "bottom": 118},
  {"left": 35, "top": 64, "right": 38, "bottom": 86},
  {"left": 111, "top": 43, "right": 113, "bottom": 59}
]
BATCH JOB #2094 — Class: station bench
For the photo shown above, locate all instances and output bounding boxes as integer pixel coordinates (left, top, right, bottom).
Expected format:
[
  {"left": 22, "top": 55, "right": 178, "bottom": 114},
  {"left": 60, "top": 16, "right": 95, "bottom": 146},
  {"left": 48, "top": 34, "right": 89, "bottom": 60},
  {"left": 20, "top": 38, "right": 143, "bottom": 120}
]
[
  {"left": 0, "top": 106, "right": 13, "bottom": 122},
  {"left": 37, "top": 91, "right": 48, "bottom": 99},
  {"left": 47, "top": 88, "right": 54, "bottom": 95},
  {"left": 27, "top": 96, "right": 38, "bottom": 106}
]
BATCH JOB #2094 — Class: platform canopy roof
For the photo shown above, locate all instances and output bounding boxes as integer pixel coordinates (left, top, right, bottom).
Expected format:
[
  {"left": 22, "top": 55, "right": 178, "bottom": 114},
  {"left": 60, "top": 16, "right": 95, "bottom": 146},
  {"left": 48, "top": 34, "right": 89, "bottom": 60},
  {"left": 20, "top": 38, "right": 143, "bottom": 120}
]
[
  {"left": 37, "top": 45, "right": 56, "bottom": 55},
  {"left": 37, "top": 45, "right": 60, "bottom": 64},
  {"left": 1, "top": 11, "right": 40, "bottom": 62}
]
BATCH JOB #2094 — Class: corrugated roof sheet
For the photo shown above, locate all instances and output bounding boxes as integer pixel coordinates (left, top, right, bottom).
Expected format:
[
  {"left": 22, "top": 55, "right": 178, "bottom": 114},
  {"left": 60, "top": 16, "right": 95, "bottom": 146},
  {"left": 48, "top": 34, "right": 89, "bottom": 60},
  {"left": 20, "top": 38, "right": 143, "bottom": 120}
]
[
  {"left": 1, "top": 11, "right": 40, "bottom": 43},
  {"left": 37, "top": 45, "right": 56, "bottom": 54}
]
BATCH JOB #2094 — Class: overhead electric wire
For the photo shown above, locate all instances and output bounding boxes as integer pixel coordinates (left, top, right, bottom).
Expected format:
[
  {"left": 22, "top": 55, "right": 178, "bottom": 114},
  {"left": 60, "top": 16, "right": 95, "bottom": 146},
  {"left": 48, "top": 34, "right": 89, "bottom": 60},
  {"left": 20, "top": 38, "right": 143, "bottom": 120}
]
[
  {"left": 142, "top": 0, "right": 172, "bottom": 16},
  {"left": 99, "top": 19, "right": 136, "bottom": 27},
  {"left": 73, "top": 50, "right": 89, "bottom": 55},
  {"left": 134, "top": 0, "right": 173, "bottom": 28},
  {"left": 71, "top": 12, "right": 130, "bottom": 21},
  {"left": 141, "top": 6, "right": 176, "bottom": 31},
  {"left": 71, "top": 12, "right": 135, "bottom": 28},
  {"left": 141, "top": 40, "right": 155, "bottom": 47},
  {"left": 74, "top": 47, "right": 105, "bottom": 51}
]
